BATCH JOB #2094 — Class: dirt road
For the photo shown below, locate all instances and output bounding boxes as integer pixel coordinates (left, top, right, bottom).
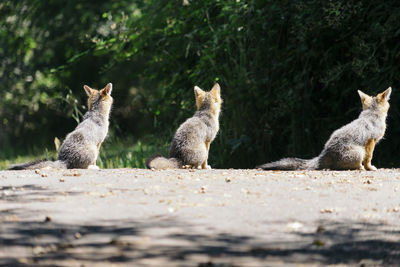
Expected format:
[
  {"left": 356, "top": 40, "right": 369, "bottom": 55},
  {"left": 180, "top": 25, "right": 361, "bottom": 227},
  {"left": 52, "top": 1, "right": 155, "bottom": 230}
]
[{"left": 1, "top": 168, "right": 400, "bottom": 266}]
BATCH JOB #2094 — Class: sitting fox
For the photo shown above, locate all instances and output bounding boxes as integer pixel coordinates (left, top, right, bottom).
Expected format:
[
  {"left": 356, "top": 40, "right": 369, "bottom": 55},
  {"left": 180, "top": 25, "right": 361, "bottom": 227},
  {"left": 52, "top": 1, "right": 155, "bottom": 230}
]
[
  {"left": 9, "top": 83, "right": 113, "bottom": 170},
  {"left": 146, "top": 83, "right": 223, "bottom": 169},
  {"left": 258, "top": 87, "right": 392, "bottom": 171}
]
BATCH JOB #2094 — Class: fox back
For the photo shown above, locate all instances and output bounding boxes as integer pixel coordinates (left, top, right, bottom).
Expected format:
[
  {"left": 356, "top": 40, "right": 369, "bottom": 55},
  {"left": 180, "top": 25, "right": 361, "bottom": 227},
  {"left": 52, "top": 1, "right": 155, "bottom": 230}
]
[
  {"left": 318, "top": 87, "right": 391, "bottom": 170},
  {"left": 58, "top": 83, "right": 113, "bottom": 169},
  {"left": 168, "top": 84, "right": 222, "bottom": 167},
  {"left": 146, "top": 83, "right": 222, "bottom": 169},
  {"left": 259, "top": 87, "right": 391, "bottom": 171}
]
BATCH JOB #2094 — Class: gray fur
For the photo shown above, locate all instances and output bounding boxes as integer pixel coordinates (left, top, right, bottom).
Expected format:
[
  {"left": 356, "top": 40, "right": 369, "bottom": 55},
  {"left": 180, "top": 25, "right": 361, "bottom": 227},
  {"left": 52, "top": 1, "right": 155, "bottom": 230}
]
[
  {"left": 169, "top": 108, "right": 219, "bottom": 167},
  {"left": 259, "top": 88, "right": 391, "bottom": 171},
  {"left": 9, "top": 159, "right": 66, "bottom": 170},
  {"left": 9, "top": 83, "right": 113, "bottom": 170},
  {"left": 258, "top": 157, "right": 318, "bottom": 170},
  {"left": 147, "top": 84, "right": 222, "bottom": 169},
  {"left": 146, "top": 156, "right": 181, "bottom": 169},
  {"left": 58, "top": 101, "right": 111, "bottom": 168}
]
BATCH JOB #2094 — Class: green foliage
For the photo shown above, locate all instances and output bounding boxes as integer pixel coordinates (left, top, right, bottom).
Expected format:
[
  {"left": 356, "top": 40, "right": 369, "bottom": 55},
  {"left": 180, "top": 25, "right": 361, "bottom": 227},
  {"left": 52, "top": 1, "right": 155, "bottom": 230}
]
[
  {"left": 0, "top": 137, "right": 167, "bottom": 170},
  {"left": 98, "top": 136, "right": 169, "bottom": 169},
  {"left": 1, "top": 0, "right": 400, "bottom": 168}
]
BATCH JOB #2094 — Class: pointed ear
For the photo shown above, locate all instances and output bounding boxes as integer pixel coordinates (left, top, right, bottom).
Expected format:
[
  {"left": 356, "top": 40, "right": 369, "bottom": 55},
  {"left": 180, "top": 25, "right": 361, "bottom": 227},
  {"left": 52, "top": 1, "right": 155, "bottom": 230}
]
[
  {"left": 358, "top": 90, "right": 372, "bottom": 109},
  {"left": 210, "top": 83, "right": 221, "bottom": 97},
  {"left": 357, "top": 90, "right": 369, "bottom": 101},
  {"left": 194, "top": 86, "right": 204, "bottom": 97},
  {"left": 104, "top": 83, "right": 113, "bottom": 96},
  {"left": 84, "top": 85, "right": 93, "bottom": 96},
  {"left": 377, "top": 87, "right": 391, "bottom": 102}
]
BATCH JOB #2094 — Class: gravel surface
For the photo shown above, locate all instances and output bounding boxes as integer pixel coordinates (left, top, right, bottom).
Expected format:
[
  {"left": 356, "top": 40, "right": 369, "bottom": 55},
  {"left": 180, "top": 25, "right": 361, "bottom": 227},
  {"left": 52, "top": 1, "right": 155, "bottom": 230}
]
[{"left": 1, "top": 168, "right": 400, "bottom": 266}]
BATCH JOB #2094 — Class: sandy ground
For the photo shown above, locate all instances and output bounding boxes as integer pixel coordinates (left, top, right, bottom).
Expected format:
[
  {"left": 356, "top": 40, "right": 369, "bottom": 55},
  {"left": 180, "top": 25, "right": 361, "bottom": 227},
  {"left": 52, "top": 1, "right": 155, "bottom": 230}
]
[{"left": 0, "top": 168, "right": 400, "bottom": 266}]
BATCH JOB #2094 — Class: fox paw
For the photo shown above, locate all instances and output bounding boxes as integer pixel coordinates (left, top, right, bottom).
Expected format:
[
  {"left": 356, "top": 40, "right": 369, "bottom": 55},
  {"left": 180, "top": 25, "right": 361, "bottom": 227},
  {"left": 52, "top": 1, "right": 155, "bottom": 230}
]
[
  {"left": 199, "top": 164, "right": 211, "bottom": 169},
  {"left": 88, "top": 165, "right": 100, "bottom": 170},
  {"left": 182, "top": 165, "right": 192, "bottom": 169},
  {"left": 365, "top": 165, "right": 377, "bottom": 171}
]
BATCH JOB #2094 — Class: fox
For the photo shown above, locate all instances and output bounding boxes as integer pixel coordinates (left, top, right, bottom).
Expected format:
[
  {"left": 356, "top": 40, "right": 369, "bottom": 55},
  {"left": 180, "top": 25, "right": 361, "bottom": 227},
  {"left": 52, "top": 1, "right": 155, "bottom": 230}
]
[
  {"left": 258, "top": 87, "right": 392, "bottom": 171},
  {"left": 146, "top": 83, "right": 223, "bottom": 170},
  {"left": 9, "top": 83, "right": 114, "bottom": 170}
]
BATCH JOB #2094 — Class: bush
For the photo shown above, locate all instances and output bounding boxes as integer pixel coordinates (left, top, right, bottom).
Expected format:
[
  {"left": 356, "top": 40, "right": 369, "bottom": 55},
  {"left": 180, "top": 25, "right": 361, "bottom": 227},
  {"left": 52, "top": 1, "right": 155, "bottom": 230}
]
[{"left": 1, "top": 0, "right": 399, "bottom": 168}]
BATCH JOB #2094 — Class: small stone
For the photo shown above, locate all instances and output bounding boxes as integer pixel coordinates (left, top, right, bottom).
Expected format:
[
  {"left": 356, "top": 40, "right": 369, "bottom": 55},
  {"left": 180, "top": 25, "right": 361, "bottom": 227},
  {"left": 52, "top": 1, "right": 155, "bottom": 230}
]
[
  {"left": 200, "top": 186, "right": 207, "bottom": 193},
  {"left": 74, "top": 232, "right": 82, "bottom": 239},
  {"left": 59, "top": 178, "right": 65, "bottom": 182},
  {"left": 320, "top": 208, "right": 334, "bottom": 214},
  {"left": 41, "top": 173, "right": 48, "bottom": 178},
  {"left": 32, "top": 245, "right": 45, "bottom": 255},
  {"left": 287, "top": 222, "right": 303, "bottom": 231},
  {"left": 313, "top": 239, "right": 325, "bottom": 246},
  {"left": 316, "top": 225, "right": 326, "bottom": 233}
]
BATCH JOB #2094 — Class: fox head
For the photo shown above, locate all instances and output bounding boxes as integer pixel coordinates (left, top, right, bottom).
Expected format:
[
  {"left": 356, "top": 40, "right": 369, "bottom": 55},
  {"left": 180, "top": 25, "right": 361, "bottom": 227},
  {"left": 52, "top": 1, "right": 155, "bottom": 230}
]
[
  {"left": 84, "top": 83, "right": 114, "bottom": 112},
  {"left": 194, "top": 83, "right": 223, "bottom": 115},
  {"left": 358, "top": 87, "right": 391, "bottom": 113}
]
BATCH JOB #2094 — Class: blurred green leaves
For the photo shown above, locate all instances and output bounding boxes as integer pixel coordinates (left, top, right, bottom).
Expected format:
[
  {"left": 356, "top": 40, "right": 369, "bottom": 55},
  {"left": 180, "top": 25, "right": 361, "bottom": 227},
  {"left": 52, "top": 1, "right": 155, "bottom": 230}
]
[{"left": 1, "top": 0, "right": 399, "bottom": 168}]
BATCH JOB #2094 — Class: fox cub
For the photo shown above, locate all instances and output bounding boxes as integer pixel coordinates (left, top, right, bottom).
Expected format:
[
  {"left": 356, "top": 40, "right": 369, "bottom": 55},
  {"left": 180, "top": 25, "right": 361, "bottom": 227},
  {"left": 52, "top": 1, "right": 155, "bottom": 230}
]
[
  {"left": 9, "top": 83, "right": 113, "bottom": 170},
  {"left": 146, "top": 83, "right": 223, "bottom": 169},
  {"left": 258, "top": 87, "right": 392, "bottom": 171}
]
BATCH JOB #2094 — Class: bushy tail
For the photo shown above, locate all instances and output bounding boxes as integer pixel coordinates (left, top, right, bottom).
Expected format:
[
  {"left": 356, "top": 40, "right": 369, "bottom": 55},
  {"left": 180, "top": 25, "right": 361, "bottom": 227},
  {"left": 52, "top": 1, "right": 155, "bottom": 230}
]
[
  {"left": 257, "top": 157, "right": 319, "bottom": 170},
  {"left": 146, "top": 155, "right": 181, "bottom": 170},
  {"left": 9, "top": 159, "right": 67, "bottom": 170}
]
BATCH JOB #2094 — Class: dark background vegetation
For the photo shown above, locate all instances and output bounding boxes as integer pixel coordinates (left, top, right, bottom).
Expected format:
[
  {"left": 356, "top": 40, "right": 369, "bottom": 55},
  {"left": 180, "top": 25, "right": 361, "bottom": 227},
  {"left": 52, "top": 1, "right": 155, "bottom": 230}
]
[{"left": 1, "top": 0, "right": 399, "bottom": 169}]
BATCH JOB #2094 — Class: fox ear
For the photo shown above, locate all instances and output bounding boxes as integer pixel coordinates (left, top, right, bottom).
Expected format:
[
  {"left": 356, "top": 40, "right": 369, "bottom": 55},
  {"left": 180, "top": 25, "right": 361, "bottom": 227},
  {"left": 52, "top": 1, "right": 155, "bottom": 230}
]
[
  {"left": 378, "top": 87, "right": 391, "bottom": 102},
  {"left": 210, "top": 83, "right": 221, "bottom": 97},
  {"left": 358, "top": 90, "right": 372, "bottom": 109},
  {"left": 194, "top": 86, "right": 204, "bottom": 97},
  {"left": 358, "top": 90, "right": 372, "bottom": 102},
  {"left": 84, "top": 85, "right": 93, "bottom": 96},
  {"left": 357, "top": 90, "right": 369, "bottom": 100},
  {"left": 104, "top": 83, "right": 113, "bottom": 96}
]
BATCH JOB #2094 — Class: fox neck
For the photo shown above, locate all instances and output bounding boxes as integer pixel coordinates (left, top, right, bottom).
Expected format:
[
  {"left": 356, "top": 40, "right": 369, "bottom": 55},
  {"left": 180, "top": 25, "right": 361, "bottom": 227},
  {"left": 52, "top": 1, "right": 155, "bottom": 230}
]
[
  {"left": 195, "top": 109, "right": 220, "bottom": 132},
  {"left": 360, "top": 107, "right": 387, "bottom": 124},
  {"left": 84, "top": 104, "right": 111, "bottom": 123}
]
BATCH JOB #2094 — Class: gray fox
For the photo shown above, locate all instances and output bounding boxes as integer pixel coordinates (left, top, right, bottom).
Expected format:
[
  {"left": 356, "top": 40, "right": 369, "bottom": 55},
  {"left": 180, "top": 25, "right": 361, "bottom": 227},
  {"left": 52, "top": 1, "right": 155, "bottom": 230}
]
[
  {"left": 258, "top": 87, "right": 392, "bottom": 171},
  {"left": 9, "top": 83, "right": 113, "bottom": 170},
  {"left": 146, "top": 83, "right": 222, "bottom": 169}
]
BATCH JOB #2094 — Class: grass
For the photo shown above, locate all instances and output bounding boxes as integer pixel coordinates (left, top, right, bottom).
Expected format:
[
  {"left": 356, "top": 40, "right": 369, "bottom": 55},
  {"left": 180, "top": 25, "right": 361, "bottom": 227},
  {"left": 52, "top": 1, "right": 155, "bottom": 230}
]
[
  {"left": 0, "top": 136, "right": 170, "bottom": 170},
  {"left": 98, "top": 137, "right": 169, "bottom": 169},
  {"left": 0, "top": 146, "right": 57, "bottom": 170}
]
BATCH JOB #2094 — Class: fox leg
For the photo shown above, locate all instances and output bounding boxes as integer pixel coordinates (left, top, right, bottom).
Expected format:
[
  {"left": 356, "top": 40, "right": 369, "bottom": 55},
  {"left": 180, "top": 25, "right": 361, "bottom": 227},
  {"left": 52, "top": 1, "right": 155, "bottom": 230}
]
[
  {"left": 364, "top": 139, "right": 377, "bottom": 171},
  {"left": 88, "top": 165, "right": 100, "bottom": 170},
  {"left": 88, "top": 144, "right": 100, "bottom": 169},
  {"left": 201, "top": 141, "right": 211, "bottom": 169},
  {"left": 96, "top": 142, "right": 102, "bottom": 160}
]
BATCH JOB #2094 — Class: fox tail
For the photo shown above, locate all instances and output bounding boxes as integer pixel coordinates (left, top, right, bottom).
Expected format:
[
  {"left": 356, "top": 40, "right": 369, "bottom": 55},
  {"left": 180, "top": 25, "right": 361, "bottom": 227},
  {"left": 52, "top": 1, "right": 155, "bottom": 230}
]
[
  {"left": 257, "top": 157, "right": 319, "bottom": 171},
  {"left": 145, "top": 155, "right": 181, "bottom": 170},
  {"left": 9, "top": 159, "right": 67, "bottom": 170}
]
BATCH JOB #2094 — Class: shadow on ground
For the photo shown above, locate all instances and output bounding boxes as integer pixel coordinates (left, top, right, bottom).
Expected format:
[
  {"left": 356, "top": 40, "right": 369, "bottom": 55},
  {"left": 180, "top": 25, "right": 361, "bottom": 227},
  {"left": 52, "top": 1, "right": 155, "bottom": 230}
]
[
  {"left": 1, "top": 215, "right": 399, "bottom": 266},
  {"left": 1, "top": 182, "right": 399, "bottom": 266},
  {"left": 1, "top": 184, "right": 82, "bottom": 203}
]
